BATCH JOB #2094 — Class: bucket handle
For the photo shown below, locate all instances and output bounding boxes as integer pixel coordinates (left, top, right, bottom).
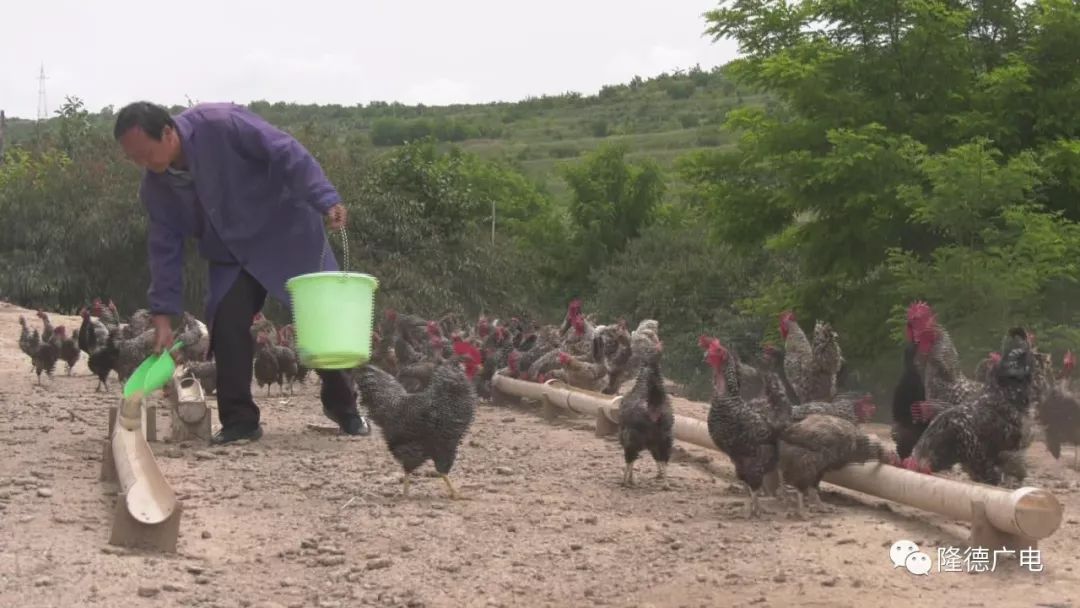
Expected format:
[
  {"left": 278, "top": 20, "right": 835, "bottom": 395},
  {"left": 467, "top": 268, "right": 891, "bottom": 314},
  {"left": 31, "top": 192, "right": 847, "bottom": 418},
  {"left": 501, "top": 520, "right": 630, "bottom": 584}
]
[{"left": 318, "top": 226, "right": 349, "bottom": 274}]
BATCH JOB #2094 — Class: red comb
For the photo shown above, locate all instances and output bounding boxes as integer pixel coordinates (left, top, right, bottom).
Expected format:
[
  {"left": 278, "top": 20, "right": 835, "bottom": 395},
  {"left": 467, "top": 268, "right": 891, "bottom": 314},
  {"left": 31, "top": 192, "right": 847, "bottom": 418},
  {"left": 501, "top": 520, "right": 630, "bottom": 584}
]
[{"left": 557, "top": 351, "right": 571, "bottom": 366}]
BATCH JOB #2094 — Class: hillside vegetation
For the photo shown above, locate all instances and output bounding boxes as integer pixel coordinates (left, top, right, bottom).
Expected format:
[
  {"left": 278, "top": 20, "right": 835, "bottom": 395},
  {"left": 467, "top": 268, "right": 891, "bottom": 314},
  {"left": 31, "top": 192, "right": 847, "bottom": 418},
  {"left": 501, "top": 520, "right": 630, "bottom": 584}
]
[{"left": 3, "top": 0, "right": 1080, "bottom": 403}]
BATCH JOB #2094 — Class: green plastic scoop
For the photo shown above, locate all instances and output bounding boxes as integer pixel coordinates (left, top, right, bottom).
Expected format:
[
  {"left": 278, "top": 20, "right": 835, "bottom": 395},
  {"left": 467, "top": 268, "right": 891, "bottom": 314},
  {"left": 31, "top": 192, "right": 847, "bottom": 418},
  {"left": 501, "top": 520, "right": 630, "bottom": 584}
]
[{"left": 122, "top": 341, "right": 185, "bottom": 398}]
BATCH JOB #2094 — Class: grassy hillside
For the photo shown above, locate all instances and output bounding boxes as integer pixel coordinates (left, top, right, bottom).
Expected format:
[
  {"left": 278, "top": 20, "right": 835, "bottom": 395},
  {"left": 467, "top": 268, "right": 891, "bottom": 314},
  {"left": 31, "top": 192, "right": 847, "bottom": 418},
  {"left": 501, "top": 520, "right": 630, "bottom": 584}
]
[{"left": 4, "top": 65, "right": 764, "bottom": 196}]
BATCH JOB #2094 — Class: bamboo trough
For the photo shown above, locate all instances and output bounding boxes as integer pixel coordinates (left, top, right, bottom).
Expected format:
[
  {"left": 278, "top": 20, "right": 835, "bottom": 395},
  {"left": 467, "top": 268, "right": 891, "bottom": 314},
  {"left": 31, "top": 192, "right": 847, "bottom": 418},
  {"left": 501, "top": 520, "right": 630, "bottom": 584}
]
[
  {"left": 490, "top": 374, "right": 1064, "bottom": 550},
  {"left": 99, "top": 395, "right": 182, "bottom": 552}
]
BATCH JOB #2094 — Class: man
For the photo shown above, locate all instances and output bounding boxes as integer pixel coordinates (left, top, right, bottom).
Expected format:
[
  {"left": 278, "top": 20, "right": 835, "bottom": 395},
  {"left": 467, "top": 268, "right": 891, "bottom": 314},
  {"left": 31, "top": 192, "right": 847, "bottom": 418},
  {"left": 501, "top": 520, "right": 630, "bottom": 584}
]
[{"left": 114, "top": 101, "right": 371, "bottom": 444}]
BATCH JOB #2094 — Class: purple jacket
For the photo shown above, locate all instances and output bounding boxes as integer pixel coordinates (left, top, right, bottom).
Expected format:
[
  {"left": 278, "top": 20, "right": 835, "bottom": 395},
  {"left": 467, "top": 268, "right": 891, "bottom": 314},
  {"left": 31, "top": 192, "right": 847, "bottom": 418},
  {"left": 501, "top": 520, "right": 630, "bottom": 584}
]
[{"left": 140, "top": 102, "right": 340, "bottom": 328}]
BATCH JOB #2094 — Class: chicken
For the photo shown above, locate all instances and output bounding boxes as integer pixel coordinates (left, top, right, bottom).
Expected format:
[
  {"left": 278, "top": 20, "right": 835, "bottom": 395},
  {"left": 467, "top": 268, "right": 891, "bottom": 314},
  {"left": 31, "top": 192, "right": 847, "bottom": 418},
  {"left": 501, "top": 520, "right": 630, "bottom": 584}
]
[
  {"left": 18, "top": 315, "right": 40, "bottom": 371},
  {"left": 253, "top": 333, "right": 280, "bottom": 396},
  {"left": 354, "top": 355, "right": 478, "bottom": 499},
  {"left": 618, "top": 347, "right": 674, "bottom": 488},
  {"left": 779, "top": 311, "right": 812, "bottom": 403},
  {"left": 183, "top": 361, "right": 217, "bottom": 395},
  {"left": 271, "top": 340, "right": 299, "bottom": 395},
  {"left": 36, "top": 310, "right": 54, "bottom": 343},
  {"left": 700, "top": 335, "right": 765, "bottom": 401},
  {"left": 31, "top": 329, "right": 61, "bottom": 385},
  {"left": 56, "top": 326, "right": 80, "bottom": 375},
  {"left": 906, "top": 301, "right": 985, "bottom": 423},
  {"left": 902, "top": 327, "right": 1036, "bottom": 486},
  {"left": 125, "top": 308, "right": 153, "bottom": 339},
  {"left": 778, "top": 414, "right": 891, "bottom": 517},
  {"left": 791, "top": 394, "right": 876, "bottom": 425},
  {"left": 87, "top": 334, "right": 120, "bottom": 392},
  {"left": 278, "top": 325, "right": 310, "bottom": 384},
  {"left": 250, "top": 312, "right": 277, "bottom": 346},
  {"left": 704, "top": 338, "right": 789, "bottom": 517},
  {"left": 805, "top": 320, "right": 843, "bottom": 402},
  {"left": 77, "top": 307, "right": 109, "bottom": 357},
  {"left": 175, "top": 312, "right": 209, "bottom": 363},
  {"left": 1035, "top": 351, "right": 1080, "bottom": 464},
  {"left": 111, "top": 328, "right": 157, "bottom": 383},
  {"left": 551, "top": 337, "right": 610, "bottom": 392},
  {"left": 890, "top": 342, "right": 928, "bottom": 460}
]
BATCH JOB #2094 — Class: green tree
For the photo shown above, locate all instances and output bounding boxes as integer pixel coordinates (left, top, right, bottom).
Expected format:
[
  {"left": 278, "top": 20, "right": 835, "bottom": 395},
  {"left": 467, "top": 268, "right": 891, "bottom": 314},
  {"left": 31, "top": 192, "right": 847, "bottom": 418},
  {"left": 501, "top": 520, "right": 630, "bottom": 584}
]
[{"left": 560, "top": 142, "right": 665, "bottom": 290}]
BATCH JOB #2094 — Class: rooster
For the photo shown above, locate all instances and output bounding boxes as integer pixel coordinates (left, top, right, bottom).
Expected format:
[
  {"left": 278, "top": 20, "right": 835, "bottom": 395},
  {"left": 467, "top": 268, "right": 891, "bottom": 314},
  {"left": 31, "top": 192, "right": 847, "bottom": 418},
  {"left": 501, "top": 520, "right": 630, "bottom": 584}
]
[
  {"left": 354, "top": 354, "right": 478, "bottom": 499},
  {"left": 36, "top": 310, "right": 54, "bottom": 343},
  {"left": 779, "top": 311, "right": 812, "bottom": 403},
  {"left": 704, "top": 338, "right": 789, "bottom": 517},
  {"left": 906, "top": 302, "right": 985, "bottom": 423},
  {"left": 903, "top": 327, "right": 1036, "bottom": 485},
  {"left": 56, "top": 326, "right": 80, "bottom": 375},
  {"left": 778, "top": 414, "right": 891, "bottom": 518},
  {"left": 77, "top": 307, "right": 109, "bottom": 357},
  {"left": 890, "top": 342, "right": 928, "bottom": 460},
  {"left": 617, "top": 347, "right": 674, "bottom": 488}
]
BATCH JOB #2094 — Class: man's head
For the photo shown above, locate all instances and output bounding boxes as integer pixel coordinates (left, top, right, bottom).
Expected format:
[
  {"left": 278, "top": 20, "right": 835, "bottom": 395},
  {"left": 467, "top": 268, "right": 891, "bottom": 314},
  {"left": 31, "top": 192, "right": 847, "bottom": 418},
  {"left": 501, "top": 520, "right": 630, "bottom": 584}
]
[{"left": 114, "top": 101, "right": 181, "bottom": 173}]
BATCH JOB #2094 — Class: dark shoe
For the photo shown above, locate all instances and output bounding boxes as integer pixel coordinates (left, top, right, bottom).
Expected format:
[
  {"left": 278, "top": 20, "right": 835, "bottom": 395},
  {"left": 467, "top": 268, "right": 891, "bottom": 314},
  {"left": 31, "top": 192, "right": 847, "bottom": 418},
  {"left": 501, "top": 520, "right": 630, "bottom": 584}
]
[
  {"left": 323, "top": 407, "right": 371, "bottom": 436},
  {"left": 210, "top": 423, "right": 263, "bottom": 445}
]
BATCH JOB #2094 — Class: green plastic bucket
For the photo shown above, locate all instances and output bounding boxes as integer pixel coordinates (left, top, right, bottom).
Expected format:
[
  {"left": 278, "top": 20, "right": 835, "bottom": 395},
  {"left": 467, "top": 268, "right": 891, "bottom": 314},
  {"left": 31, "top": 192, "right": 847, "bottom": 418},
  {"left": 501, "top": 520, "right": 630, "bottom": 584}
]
[{"left": 286, "top": 271, "right": 379, "bottom": 369}]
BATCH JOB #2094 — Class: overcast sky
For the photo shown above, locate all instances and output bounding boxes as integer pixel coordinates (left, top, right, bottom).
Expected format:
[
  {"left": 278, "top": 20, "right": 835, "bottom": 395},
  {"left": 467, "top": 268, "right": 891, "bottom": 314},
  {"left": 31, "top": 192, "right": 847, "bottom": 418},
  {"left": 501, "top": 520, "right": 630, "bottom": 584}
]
[{"left": 0, "top": 0, "right": 737, "bottom": 119}]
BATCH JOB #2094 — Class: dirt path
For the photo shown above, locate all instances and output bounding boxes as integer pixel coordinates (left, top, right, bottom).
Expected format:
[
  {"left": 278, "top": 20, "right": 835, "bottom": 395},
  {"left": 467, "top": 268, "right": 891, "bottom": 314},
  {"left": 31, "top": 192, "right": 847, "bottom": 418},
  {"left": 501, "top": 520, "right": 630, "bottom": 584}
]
[{"left": 0, "top": 300, "right": 1077, "bottom": 608}]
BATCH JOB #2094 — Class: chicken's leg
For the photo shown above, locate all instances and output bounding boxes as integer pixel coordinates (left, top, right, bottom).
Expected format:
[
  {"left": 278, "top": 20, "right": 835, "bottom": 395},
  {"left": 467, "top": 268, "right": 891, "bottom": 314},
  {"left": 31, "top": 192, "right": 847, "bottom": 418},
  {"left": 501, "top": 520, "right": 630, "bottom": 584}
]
[
  {"left": 655, "top": 461, "right": 670, "bottom": 490},
  {"left": 622, "top": 461, "right": 635, "bottom": 487},
  {"left": 402, "top": 473, "right": 411, "bottom": 497},
  {"left": 807, "top": 487, "right": 834, "bottom": 513},
  {"left": 440, "top": 474, "right": 461, "bottom": 500}
]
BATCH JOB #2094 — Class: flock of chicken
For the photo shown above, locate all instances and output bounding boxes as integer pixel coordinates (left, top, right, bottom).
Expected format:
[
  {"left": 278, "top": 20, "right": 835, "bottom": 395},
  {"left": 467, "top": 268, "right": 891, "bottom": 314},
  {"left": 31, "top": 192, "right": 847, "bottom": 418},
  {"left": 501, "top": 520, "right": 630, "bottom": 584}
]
[
  {"left": 13, "top": 296, "right": 1080, "bottom": 519},
  {"left": 17, "top": 300, "right": 209, "bottom": 389}
]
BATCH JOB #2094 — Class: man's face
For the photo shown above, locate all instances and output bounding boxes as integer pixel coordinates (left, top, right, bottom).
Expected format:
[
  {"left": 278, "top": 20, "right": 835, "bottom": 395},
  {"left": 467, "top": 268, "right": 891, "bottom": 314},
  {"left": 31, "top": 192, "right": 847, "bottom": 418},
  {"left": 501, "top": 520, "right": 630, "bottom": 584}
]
[{"left": 118, "top": 125, "right": 179, "bottom": 174}]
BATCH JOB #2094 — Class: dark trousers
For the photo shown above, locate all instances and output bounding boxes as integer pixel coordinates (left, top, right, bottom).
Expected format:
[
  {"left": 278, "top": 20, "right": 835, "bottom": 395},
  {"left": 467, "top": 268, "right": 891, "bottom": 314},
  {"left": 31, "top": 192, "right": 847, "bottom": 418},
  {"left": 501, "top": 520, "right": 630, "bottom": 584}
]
[{"left": 212, "top": 270, "right": 359, "bottom": 429}]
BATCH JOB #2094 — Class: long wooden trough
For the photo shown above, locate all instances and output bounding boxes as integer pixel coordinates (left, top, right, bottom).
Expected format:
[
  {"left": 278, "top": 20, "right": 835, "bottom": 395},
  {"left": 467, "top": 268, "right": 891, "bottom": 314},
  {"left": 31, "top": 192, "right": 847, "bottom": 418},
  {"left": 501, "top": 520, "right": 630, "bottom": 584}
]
[
  {"left": 100, "top": 394, "right": 182, "bottom": 552},
  {"left": 490, "top": 374, "right": 1064, "bottom": 550}
]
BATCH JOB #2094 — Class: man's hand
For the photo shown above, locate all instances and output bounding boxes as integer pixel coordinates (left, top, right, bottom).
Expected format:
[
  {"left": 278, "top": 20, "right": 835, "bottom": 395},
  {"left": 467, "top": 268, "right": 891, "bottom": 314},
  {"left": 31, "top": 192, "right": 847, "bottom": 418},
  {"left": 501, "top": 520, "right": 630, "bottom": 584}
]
[
  {"left": 152, "top": 314, "right": 175, "bottom": 355},
  {"left": 326, "top": 203, "right": 348, "bottom": 231}
]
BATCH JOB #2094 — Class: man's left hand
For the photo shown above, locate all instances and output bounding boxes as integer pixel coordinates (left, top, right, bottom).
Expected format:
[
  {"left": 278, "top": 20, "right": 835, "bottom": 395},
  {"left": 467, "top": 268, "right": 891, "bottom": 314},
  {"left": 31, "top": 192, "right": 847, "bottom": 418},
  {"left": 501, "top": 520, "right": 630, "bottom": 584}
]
[{"left": 326, "top": 203, "right": 348, "bottom": 231}]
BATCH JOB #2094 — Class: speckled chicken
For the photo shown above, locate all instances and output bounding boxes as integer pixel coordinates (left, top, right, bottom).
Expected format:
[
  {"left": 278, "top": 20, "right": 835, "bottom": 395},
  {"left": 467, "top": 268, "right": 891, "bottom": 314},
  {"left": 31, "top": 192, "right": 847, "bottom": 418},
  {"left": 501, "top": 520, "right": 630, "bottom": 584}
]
[
  {"left": 903, "top": 327, "right": 1036, "bottom": 485},
  {"left": 551, "top": 337, "right": 610, "bottom": 392},
  {"left": 779, "top": 414, "right": 891, "bottom": 517},
  {"left": 354, "top": 355, "right": 478, "bottom": 499},
  {"left": 805, "top": 321, "right": 843, "bottom": 402},
  {"left": 779, "top": 311, "right": 812, "bottom": 403},
  {"left": 704, "top": 338, "right": 789, "bottom": 517},
  {"left": 906, "top": 302, "right": 985, "bottom": 423},
  {"left": 618, "top": 347, "right": 674, "bottom": 488},
  {"left": 30, "top": 327, "right": 61, "bottom": 385},
  {"left": 791, "top": 394, "right": 876, "bottom": 425}
]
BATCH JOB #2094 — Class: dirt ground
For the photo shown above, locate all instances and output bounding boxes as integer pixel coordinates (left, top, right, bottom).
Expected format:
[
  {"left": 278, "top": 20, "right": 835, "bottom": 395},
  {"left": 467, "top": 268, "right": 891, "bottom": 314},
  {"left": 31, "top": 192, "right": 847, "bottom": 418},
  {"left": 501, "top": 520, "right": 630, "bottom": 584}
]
[{"left": 1, "top": 300, "right": 1077, "bottom": 608}]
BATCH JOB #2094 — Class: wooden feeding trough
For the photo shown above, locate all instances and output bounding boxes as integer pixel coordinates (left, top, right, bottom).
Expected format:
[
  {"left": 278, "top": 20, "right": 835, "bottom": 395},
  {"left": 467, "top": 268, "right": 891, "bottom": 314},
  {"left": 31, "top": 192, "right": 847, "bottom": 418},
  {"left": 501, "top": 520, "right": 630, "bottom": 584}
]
[
  {"left": 490, "top": 374, "right": 1064, "bottom": 552},
  {"left": 99, "top": 394, "right": 181, "bottom": 552}
]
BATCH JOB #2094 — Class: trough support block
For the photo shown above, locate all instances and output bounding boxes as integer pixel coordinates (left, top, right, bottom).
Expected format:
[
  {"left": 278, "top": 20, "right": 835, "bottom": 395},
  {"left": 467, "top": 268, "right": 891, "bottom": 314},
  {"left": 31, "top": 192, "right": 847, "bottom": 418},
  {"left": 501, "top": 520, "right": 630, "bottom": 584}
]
[
  {"left": 99, "top": 439, "right": 117, "bottom": 483},
  {"left": 145, "top": 405, "right": 157, "bottom": 443},
  {"left": 108, "top": 493, "right": 182, "bottom": 553},
  {"left": 969, "top": 500, "right": 1037, "bottom": 555},
  {"left": 540, "top": 399, "right": 561, "bottom": 421},
  {"left": 490, "top": 385, "right": 518, "bottom": 408},
  {"left": 595, "top": 410, "right": 618, "bottom": 438},
  {"left": 762, "top": 470, "right": 781, "bottom": 498}
]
